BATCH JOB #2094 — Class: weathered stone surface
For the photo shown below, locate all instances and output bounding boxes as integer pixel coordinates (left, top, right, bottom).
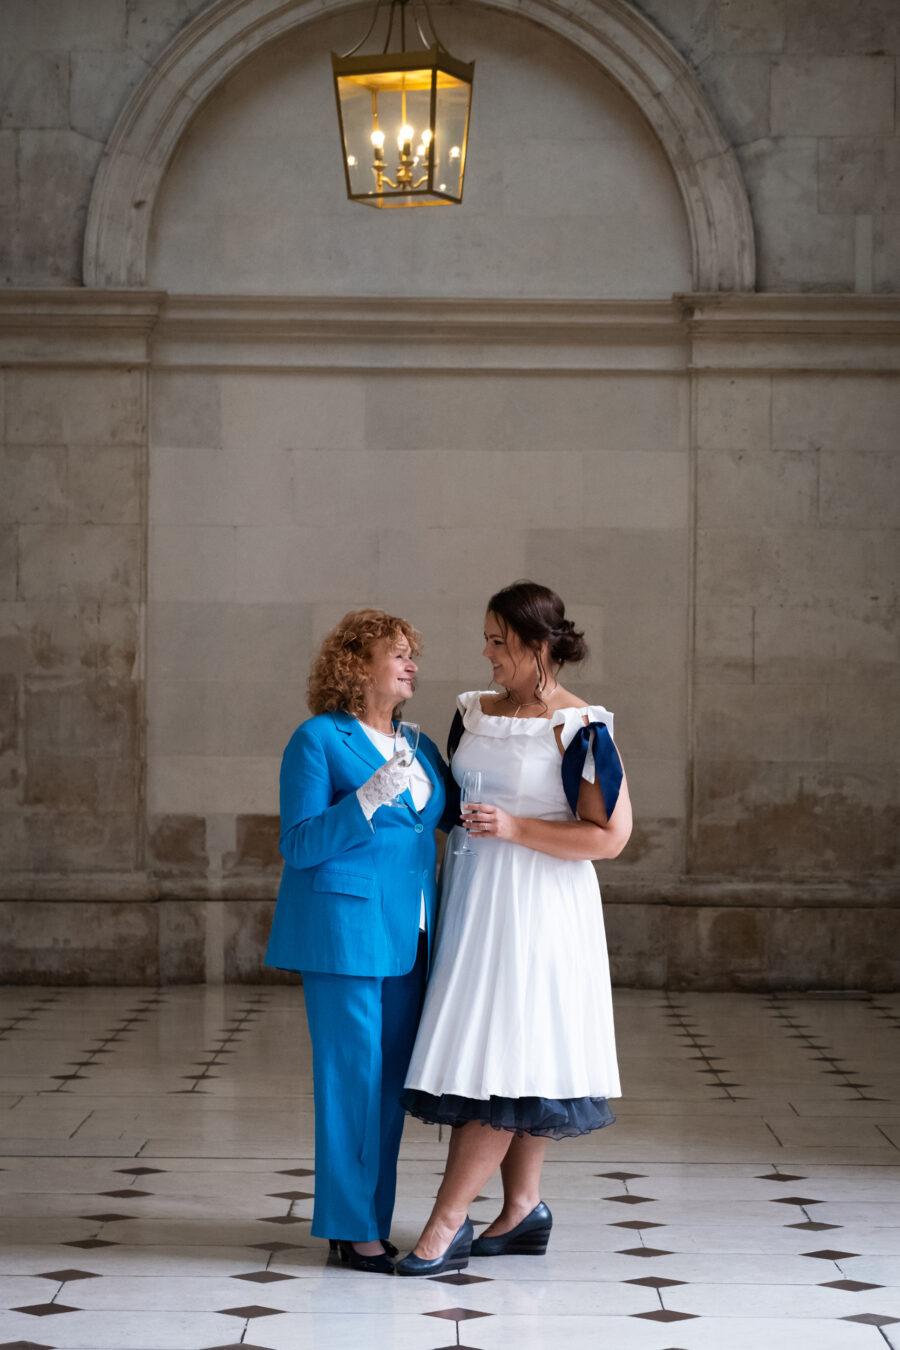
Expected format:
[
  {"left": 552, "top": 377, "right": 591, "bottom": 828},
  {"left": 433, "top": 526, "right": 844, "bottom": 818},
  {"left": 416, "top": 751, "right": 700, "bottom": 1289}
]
[
  {"left": 692, "top": 760, "right": 899, "bottom": 873},
  {"left": 67, "top": 447, "right": 142, "bottom": 524},
  {"left": 696, "top": 527, "right": 896, "bottom": 609},
  {"left": 25, "top": 753, "right": 136, "bottom": 812},
  {"left": 69, "top": 50, "right": 146, "bottom": 142},
  {"left": 3, "top": 0, "right": 127, "bottom": 51},
  {"left": 12, "top": 130, "right": 103, "bottom": 284},
  {"left": 696, "top": 374, "right": 771, "bottom": 451},
  {"left": 224, "top": 899, "right": 281, "bottom": 981},
  {"left": 25, "top": 677, "right": 137, "bottom": 758},
  {"left": 0, "top": 132, "right": 16, "bottom": 207},
  {"left": 22, "top": 810, "right": 138, "bottom": 872},
  {"left": 18, "top": 524, "right": 140, "bottom": 603},
  {"left": 0, "top": 446, "right": 68, "bottom": 524},
  {"left": 714, "top": 0, "right": 785, "bottom": 53},
  {"left": 150, "top": 372, "right": 221, "bottom": 450},
  {"left": 0, "top": 527, "right": 17, "bottom": 603},
  {"left": 697, "top": 449, "right": 818, "bottom": 528},
  {"left": 818, "top": 138, "right": 900, "bottom": 217},
  {"left": 696, "top": 683, "right": 830, "bottom": 762},
  {"left": 157, "top": 897, "right": 206, "bottom": 982},
  {"left": 126, "top": 0, "right": 212, "bottom": 65},
  {"left": 753, "top": 605, "right": 897, "bottom": 686},
  {"left": 772, "top": 374, "right": 900, "bottom": 452},
  {"left": 771, "top": 57, "right": 895, "bottom": 137},
  {"left": 0, "top": 899, "right": 157, "bottom": 985},
  {"left": 148, "top": 813, "right": 208, "bottom": 874},
  {"left": 0, "top": 51, "right": 69, "bottom": 129},
  {"left": 6, "top": 369, "right": 143, "bottom": 445},
  {"left": 527, "top": 528, "right": 689, "bottom": 608},
  {"left": 739, "top": 138, "right": 855, "bottom": 290},
  {"left": 694, "top": 605, "right": 754, "bottom": 685},
  {"left": 783, "top": 0, "right": 900, "bottom": 57},
  {"left": 224, "top": 814, "right": 281, "bottom": 872},
  {"left": 604, "top": 901, "right": 667, "bottom": 988},
  {"left": 696, "top": 54, "right": 770, "bottom": 144}
]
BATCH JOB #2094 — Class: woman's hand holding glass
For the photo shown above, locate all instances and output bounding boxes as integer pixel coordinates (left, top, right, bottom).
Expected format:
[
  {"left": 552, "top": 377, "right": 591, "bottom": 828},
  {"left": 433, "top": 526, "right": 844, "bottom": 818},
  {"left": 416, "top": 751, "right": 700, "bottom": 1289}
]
[
  {"left": 356, "top": 750, "right": 414, "bottom": 821},
  {"left": 459, "top": 793, "right": 518, "bottom": 845}
]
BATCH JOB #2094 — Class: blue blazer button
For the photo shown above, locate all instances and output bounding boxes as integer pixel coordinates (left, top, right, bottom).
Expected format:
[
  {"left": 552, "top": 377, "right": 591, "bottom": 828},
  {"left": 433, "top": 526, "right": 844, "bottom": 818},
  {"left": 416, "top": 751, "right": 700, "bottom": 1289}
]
[{"left": 414, "top": 822, "right": 424, "bottom": 833}]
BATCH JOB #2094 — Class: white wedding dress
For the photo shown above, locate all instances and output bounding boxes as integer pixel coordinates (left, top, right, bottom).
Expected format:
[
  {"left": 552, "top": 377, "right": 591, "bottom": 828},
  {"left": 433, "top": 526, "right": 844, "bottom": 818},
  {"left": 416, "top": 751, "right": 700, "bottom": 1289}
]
[{"left": 403, "top": 692, "right": 621, "bottom": 1136}]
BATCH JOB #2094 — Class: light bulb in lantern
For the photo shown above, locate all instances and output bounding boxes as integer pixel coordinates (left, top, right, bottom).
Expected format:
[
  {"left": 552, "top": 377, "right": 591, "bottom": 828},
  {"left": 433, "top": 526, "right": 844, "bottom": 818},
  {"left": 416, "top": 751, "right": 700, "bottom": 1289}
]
[
  {"left": 421, "top": 129, "right": 432, "bottom": 146},
  {"left": 347, "top": 154, "right": 357, "bottom": 167},
  {"left": 398, "top": 124, "right": 414, "bottom": 150},
  {"left": 370, "top": 128, "right": 385, "bottom": 150},
  {"left": 449, "top": 145, "right": 460, "bottom": 160}
]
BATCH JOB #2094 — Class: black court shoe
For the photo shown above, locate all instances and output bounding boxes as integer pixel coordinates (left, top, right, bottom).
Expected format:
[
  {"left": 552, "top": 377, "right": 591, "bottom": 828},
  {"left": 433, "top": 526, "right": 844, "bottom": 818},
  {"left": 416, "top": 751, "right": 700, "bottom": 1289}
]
[
  {"left": 327, "top": 1239, "right": 395, "bottom": 1274},
  {"left": 470, "top": 1201, "right": 553, "bottom": 1256},
  {"left": 395, "top": 1216, "right": 473, "bottom": 1276}
]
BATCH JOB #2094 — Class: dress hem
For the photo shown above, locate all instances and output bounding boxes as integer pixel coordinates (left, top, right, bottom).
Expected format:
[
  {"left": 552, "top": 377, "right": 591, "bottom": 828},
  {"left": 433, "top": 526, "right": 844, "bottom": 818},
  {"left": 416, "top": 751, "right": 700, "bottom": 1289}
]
[{"left": 401, "top": 1087, "right": 616, "bottom": 1140}]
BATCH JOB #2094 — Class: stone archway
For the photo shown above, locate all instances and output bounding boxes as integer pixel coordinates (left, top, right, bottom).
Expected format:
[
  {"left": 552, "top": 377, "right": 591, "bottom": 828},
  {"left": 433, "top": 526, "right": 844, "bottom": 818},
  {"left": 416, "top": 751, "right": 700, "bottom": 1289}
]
[{"left": 83, "top": 0, "right": 755, "bottom": 292}]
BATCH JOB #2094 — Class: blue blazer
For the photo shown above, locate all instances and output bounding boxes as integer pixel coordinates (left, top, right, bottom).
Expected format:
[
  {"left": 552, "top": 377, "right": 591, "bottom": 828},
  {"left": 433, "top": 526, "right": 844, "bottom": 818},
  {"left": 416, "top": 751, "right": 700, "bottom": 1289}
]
[{"left": 265, "top": 710, "right": 452, "bottom": 978}]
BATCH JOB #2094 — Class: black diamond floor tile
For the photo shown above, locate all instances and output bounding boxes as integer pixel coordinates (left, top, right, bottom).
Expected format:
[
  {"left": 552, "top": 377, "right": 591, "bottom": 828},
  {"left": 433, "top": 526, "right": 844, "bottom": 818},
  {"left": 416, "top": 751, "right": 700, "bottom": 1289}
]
[
  {"left": 597, "top": 1171, "right": 646, "bottom": 1180},
  {"left": 0, "top": 1341, "right": 57, "bottom": 1349},
  {"left": 63, "top": 1239, "right": 117, "bottom": 1250},
  {"left": 802, "top": 1249, "right": 859, "bottom": 1259},
  {"left": 233, "top": 1271, "right": 296, "bottom": 1283},
  {"left": 788, "top": 1221, "right": 840, "bottom": 1231},
  {"left": 99, "top": 1188, "right": 152, "bottom": 1198},
  {"left": 429, "top": 1272, "right": 492, "bottom": 1285},
  {"left": 606, "top": 1193, "right": 655, "bottom": 1204},
  {"left": 258, "top": 1214, "right": 305, "bottom": 1224},
  {"left": 12, "top": 1305, "right": 80, "bottom": 1318},
  {"left": 627, "top": 1276, "right": 686, "bottom": 1288},
  {"left": 611, "top": 1220, "right": 664, "bottom": 1230},
  {"left": 36, "top": 1270, "right": 99, "bottom": 1282},
  {"left": 842, "top": 1314, "right": 900, "bottom": 1326},
  {"left": 821, "top": 1279, "right": 882, "bottom": 1291},
  {"left": 248, "top": 1241, "right": 303, "bottom": 1252},
  {"left": 633, "top": 1309, "right": 698, "bottom": 1322},
  {"left": 756, "top": 1172, "right": 807, "bottom": 1182},
  {"left": 424, "top": 1307, "right": 492, "bottom": 1321},
  {"left": 267, "top": 1190, "right": 314, "bottom": 1200},
  {"left": 217, "top": 1305, "right": 283, "bottom": 1318},
  {"left": 200, "top": 1344, "right": 276, "bottom": 1350},
  {"left": 770, "top": 1196, "right": 822, "bottom": 1206},
  {"left": 115, "top": 1166, "right": 165, "bottom": 1175},
  {"left": 77, "top": 1212, "right": 134, "bottom": 1223},
  {"left": 617, "top": 1247, "right": 673, "bottom": 1257},
  {"left": 277, "top": 1167, "right": 314, "bottom": 1177}
]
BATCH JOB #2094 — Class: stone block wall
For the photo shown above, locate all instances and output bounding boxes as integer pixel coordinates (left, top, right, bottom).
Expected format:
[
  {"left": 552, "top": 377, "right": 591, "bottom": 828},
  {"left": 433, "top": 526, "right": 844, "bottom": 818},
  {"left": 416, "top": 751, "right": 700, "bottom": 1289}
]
[{"left": 0, "top": 0, "right": 897, "bottom": 988}]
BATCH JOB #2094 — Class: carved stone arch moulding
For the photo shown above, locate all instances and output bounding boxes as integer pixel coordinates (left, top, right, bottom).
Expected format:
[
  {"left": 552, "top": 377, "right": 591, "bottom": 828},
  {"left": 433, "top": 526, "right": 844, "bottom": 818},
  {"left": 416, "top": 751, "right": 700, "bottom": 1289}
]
[{"left": 83, "top": 0, "right": 756, "bottom": 291}]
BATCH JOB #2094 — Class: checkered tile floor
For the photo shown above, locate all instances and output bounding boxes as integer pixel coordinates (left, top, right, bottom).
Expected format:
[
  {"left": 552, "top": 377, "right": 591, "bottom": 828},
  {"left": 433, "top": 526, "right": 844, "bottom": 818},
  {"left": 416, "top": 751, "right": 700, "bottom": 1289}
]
[{"left": 0, "top": 985, "right": 898, "bottom": 1349}]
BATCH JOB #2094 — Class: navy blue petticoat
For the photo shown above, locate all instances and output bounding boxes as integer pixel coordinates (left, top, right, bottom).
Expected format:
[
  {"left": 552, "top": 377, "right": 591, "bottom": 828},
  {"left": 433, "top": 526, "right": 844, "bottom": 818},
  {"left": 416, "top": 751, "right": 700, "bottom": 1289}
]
[{"left": 401, "top": 1088, "right": 615, "bottom": 1140}]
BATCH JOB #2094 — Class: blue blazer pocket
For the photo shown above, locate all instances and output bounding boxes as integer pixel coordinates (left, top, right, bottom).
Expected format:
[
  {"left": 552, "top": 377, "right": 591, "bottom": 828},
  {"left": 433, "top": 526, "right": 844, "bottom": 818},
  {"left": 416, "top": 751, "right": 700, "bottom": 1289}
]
[{"left": 311, "top": 868, "right": 377, "bottom": 901}]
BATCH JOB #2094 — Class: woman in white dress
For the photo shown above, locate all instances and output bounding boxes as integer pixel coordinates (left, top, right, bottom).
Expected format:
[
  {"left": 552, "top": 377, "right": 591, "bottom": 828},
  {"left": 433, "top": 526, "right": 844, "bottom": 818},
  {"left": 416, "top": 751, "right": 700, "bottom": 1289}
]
[{"left": 395, "top": 580, "right": 633, "bottom": 1277}]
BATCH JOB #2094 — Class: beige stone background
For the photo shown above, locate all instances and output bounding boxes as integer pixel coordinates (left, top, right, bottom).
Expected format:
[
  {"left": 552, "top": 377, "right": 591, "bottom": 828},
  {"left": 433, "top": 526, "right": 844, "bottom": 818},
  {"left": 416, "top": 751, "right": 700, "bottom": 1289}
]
[{"left": 0, "top": 0, "right": 897, "bottom": 988}]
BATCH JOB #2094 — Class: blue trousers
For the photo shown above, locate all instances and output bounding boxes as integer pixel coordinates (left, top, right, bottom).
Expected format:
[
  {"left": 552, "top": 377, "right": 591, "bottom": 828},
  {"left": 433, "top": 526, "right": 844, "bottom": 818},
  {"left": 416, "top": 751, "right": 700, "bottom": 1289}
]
[{"left": 302, "top": 933, "right": 427, "bottom": 1240}]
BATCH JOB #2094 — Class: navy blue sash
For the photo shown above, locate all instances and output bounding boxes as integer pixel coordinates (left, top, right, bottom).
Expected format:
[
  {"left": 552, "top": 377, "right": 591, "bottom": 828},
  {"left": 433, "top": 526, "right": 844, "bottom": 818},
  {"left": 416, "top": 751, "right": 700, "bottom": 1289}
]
[{"left": 561, "top": 722, "right": 622, "bottom": 822}]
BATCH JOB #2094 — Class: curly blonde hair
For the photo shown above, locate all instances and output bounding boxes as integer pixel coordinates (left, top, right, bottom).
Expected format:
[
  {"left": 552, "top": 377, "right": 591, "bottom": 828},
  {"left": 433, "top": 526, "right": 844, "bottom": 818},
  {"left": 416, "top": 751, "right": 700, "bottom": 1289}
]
[{"left": 307, "top": 609, "right": 421, "bottom": 719}]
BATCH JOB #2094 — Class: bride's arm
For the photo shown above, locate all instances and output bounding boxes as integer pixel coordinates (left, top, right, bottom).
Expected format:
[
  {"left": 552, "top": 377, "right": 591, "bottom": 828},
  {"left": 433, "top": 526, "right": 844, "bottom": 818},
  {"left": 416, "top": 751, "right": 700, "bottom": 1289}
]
[{"left": 462, "top": 767, "right": 633, "bottom": 862}]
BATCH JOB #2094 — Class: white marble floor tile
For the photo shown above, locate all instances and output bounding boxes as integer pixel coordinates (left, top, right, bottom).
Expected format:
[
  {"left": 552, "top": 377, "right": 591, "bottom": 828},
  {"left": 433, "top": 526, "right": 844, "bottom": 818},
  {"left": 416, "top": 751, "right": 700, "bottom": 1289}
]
[{"left": 1, "top": 986, "right": 899, "bottom": 1350}]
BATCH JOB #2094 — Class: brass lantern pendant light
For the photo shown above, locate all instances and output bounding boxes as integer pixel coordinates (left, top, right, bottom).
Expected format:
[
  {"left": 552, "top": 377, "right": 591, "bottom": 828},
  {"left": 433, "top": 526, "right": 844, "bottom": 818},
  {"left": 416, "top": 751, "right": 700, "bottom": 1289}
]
[{"left": 332, "top": 0, "right": 474, "bottom": 208}]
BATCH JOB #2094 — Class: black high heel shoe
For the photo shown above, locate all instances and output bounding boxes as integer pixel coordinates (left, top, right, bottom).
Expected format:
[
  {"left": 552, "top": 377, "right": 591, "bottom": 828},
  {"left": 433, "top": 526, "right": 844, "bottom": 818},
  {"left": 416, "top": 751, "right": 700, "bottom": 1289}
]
[
  {"left": 327, "top": 1238, "right": 395, "bottom": 1274},
  {"left": 328, "top": 1238, "right": 398, "bottom": 1259},
  {"left": 470, "top": 1201, "right": 552, "bottom": 1256},
  {"left": 395, "top": 1217, "right": 473, "bottom": 1276}
]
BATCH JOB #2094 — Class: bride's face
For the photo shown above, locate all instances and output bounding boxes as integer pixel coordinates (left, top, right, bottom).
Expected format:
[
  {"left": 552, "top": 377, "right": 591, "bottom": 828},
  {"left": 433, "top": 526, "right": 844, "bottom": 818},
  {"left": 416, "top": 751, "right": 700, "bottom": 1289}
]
[{"left": 482, "top": 611, "right": 536, "bottom": 691}]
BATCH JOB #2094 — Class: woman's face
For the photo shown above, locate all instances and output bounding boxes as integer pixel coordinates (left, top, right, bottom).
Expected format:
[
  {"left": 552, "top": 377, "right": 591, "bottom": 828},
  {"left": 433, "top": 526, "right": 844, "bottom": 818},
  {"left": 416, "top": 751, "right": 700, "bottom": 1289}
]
[
  {"left": 365, "top": 633, "right": 418, "bottom": 706},
  {"left": 482, "top": 611, "right": 535, "bottom": 690}
]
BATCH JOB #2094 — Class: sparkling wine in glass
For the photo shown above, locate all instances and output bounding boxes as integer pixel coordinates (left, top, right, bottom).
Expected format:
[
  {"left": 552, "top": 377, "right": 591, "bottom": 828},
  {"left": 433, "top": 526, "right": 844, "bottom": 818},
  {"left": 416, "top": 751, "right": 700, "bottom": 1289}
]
[
  {"left": 453, "top": 768, "right": 482, "bottom": 855},
  {"left": 388, "top": 720, "right": 420, "bottom": 807}
]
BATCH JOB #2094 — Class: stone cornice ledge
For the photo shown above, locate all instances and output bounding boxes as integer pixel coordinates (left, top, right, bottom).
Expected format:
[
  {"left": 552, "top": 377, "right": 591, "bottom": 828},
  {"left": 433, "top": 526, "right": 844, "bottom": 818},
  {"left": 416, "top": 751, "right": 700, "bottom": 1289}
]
[
  {"left": 0, "top": 287, "right": 166, "bottom": 364},
  {"left": 679, "top": 293, "right": 900, "bottom": 370},
  {"left": 153, "top": 295, "right": 687, "bottom": 371}
]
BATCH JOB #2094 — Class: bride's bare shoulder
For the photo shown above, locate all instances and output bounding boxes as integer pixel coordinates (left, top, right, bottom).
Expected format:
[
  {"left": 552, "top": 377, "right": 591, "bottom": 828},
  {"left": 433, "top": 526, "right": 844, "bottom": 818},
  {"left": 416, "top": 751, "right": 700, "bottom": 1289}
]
[{"left": 479, "top": 692, "right": 508, "bottom": 715}]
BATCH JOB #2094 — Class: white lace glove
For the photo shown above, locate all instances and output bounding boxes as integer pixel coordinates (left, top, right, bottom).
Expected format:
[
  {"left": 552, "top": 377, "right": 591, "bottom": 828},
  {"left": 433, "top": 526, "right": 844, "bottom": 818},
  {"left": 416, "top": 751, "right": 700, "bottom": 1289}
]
[{"left": 356, "top": 751, "right": 414, "bottom": 821}]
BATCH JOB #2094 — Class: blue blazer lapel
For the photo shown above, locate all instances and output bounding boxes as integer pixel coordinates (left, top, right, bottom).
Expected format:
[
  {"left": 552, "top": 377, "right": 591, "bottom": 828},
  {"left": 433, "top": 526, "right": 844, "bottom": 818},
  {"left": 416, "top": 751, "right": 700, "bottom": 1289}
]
[{"left": 330, "top": 710, "right": 386, "bottom": 777}]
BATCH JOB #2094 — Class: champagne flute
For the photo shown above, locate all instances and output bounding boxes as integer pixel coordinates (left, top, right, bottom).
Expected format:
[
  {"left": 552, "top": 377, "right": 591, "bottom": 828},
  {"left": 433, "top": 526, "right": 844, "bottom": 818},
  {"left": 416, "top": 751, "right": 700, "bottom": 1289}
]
[
  {"left": 387, "top": 720, "right": 420, "bottom": 807},
  {"left": 453, "top": 768, "right": 482, "bottom": 855}
]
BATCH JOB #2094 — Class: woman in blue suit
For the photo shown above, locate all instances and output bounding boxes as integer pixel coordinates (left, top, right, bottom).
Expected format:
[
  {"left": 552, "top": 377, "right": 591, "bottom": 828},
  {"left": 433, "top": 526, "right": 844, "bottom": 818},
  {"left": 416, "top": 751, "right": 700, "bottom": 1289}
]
[{"left": 266, "top": 608, "right": 452, "bottom": 1273}]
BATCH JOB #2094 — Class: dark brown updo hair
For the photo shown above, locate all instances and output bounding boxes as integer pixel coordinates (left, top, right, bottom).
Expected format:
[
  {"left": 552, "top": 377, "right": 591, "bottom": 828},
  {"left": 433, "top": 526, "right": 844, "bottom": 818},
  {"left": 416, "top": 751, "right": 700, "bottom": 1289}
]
[{"left": 487, "top": 580, "right": 588, "bottom": 691}]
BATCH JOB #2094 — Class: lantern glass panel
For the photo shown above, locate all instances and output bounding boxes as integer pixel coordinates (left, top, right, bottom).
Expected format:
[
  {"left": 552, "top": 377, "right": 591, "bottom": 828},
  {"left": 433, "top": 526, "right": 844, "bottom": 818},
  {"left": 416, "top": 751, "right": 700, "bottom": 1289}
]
[{"left": 335, "top": 60, "right": 472, "bottom": 206}]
